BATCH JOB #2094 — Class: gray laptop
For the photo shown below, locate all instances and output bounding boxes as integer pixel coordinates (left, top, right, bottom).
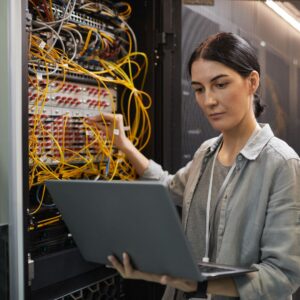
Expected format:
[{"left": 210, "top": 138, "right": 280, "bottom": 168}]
[{"left": 46, "top": 180, "right": 255, "bottom": 281}]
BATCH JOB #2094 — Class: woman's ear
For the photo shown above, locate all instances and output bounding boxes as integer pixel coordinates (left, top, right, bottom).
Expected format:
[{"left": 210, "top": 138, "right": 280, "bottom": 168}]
[{"left": 248, "top": 71, "right": 260, "bottom": 94}]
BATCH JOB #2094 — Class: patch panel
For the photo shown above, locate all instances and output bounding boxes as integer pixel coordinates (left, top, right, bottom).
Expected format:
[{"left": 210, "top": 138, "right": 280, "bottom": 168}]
[
  {"left": 51, "top": 3, "right": 116, "bottom": 32},
  {"left": 28, "top": 78, "right": 117, "bottom": 114},
  {"left": 28, "top": 77, "right": 117, "bottom": 166},
  {"left": 28, "top": 116, "right": 104, "bottom": 165}
]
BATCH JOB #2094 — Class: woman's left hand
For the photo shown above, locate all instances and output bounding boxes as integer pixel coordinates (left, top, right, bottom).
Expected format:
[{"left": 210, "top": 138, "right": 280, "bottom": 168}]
[{"left": 107, "top": 252, "right": 197, "bottom": 292}]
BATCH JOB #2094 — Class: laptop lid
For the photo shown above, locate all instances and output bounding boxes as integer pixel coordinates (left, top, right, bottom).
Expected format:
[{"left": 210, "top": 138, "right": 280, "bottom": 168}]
[
  {"left": 46, "top": 180, "right": 204, "bottom": 281},
  {"left": 46, "top": 180, "right": 255, "bottom": 281}
]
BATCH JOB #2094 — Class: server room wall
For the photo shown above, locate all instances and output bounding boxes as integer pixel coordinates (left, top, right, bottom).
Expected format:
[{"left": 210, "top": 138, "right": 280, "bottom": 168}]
[{"left": 181, "top": 1, "right": 300, "bottom": 167}]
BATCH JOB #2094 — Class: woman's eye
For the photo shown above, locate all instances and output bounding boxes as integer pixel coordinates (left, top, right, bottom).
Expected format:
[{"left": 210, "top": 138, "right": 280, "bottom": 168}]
[
  {"left": 216, "top": 82, "right": 228, "bottom": 89},
  {"left": 194, "top": 87, "right": 204, "bottom": 94}
]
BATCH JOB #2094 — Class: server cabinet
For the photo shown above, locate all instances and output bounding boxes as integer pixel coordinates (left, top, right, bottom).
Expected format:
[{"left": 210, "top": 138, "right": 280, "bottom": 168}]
[{"left": 2, "top": 1, "right": 181, "bottom": 300}]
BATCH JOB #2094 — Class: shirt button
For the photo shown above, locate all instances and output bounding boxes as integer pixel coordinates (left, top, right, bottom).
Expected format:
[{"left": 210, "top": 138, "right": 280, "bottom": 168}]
[{"left": 237, "top": 155, "right": 242, "bottom": 161}]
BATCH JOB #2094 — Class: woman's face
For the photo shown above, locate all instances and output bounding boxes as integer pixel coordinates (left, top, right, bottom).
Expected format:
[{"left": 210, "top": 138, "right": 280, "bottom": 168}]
[{"left": 190, "top": 58, "right": 258, "bottom": 133}]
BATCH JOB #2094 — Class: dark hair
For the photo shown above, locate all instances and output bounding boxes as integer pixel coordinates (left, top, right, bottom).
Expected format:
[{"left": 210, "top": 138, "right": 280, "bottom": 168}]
[{"left": 188, "top": 32, "right": 265, "bottom": 118}]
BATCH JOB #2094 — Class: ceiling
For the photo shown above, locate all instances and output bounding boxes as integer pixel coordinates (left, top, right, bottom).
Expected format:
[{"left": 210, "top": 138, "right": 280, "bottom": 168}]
[
  {"left": 279, "top": 1, "right": 300, "bottom": 18},
  {"left": 286, "top": 1, "right": 300, "bottom": 11},
  {"left": 182, "top": 1, "right": 300, "bottom": 19}
]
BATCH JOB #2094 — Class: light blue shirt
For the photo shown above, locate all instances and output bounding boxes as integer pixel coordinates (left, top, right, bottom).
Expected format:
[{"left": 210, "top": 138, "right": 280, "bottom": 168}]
[{"left": 141, "top": 124, "right": 300, "bottom": 300}]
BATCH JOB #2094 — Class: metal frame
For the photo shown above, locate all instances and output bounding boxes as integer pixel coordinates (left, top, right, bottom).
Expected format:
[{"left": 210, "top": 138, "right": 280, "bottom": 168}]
[
  {"left": 126, "top": 0, "right": 182, "bottom": 173},
  {"left": 7, "top": 0, "right": 28, "bottom": 299}
]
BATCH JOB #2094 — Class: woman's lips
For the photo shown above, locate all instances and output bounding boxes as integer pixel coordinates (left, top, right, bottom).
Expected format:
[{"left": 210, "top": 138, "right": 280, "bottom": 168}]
[{"left": 209, "top": 112, "right": 225, "bottom": 119}]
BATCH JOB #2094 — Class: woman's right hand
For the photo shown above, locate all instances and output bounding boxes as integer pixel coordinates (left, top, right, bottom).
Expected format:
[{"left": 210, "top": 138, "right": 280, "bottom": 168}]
[
  {"left": 86, "top": 112, "right": 131, "bottom": 151},
  {"left": 86, "top": 112, "right": 150, "bottom": 176},
  {"left": 108, "top": 253, "right": 198, "bottom": 293}
]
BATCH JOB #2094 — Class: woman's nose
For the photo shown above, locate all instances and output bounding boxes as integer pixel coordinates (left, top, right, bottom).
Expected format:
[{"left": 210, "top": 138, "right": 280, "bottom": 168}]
[{"left": 203, "top": 91, "right": 218, "bottom": 106}]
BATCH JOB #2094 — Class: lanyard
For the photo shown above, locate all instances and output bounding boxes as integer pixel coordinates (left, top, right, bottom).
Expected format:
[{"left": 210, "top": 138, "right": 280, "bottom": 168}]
[
  {"left": 202, "top": 125, "right": 261, "bottom": 262},
  {"left": 202, "top": 143, "right": 236, "bottom": 263}
]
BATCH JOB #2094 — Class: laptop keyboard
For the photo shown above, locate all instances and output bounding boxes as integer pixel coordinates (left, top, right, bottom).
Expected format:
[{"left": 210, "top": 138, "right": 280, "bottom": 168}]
[{"left": 198, "top": 265, "right": 233, "bottom": 273}]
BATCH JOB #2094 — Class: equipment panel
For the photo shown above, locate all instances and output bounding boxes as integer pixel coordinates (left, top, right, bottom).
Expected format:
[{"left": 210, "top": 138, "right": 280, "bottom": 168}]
[{"left": 27, "top": 0, "right": 152, "bottom": 296}]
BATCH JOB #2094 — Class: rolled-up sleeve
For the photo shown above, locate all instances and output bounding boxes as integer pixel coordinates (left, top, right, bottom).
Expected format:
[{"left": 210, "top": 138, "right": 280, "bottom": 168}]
[
  {"left": 140, "top": 145, "right": 207, "bottom": 206},
  {"left": 235, "top": 158, "right": 300, "bottom": 299},
  {"left": 140, "top": 159, "right": 193, "bottom": 206}
]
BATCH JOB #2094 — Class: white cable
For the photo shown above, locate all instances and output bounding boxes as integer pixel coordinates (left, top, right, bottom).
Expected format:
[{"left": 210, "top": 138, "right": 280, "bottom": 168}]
[
  {"left": 89, "top": 31, "right": 100, "bottom": 49},
  {"left": 62, "top": 28, "right": 77, "bottom": 61},
  {"left": 32, "top": 20, "right": 66, "bottom": 54},
  {"left": 41, "top": 0, "right": 77, "bottom": 26},
  {"left": 47, "top": 0, "right": 75, "bottom": 53},
  {"left": 121, "top": 20, "right": 138, "bottom": 53},
  {"left": 203, "top": 144, "right": 221, "bottom": 263},
  {"left": 203, "top": 142, "right": 237, "bottom": 263},
  {"left": 62, "top": 25, "right": 83, "bottom": 45}
]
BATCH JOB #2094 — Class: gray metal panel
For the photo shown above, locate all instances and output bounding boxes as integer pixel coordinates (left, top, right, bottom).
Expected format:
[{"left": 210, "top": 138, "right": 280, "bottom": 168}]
[
  {"left": 181, "top": 6, "right": 219, "bottom": 166},
  {"left": 8, "top": 0, "right": 25, "bottom": 299},
  {"left": 0, "top": 0, "right": 9, "bottom": 226},
  {"left": 0, "top": 0, "right": 25, "bottom": 298},
  {"left": 263, "top": 50, "right": 290, "bottom": 142},
  {"left": 0, "top": 1, "right": 12, "bottom": 298}
]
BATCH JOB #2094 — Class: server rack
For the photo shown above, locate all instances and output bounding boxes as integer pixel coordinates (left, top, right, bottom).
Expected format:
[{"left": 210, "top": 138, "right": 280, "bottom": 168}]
[{"left": 2, "top": 1, "right": 181, "bottom": 300}]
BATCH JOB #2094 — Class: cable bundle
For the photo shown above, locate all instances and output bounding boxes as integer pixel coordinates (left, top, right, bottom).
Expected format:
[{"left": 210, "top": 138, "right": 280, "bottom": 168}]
[{"left": 28, "top": 0, "right": 152, "bottom": 218}]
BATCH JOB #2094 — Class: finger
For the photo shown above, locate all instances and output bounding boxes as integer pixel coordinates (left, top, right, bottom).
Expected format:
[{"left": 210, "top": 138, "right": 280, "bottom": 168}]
[
  {"left": 107, "top": 255, "right": 125, "bottom": 277},
  {"left": 99, "top": 112, "right": 121, "bottom": 122},
  {"left": 126, "top": 269, "right": 166, "bottom": 283},
  {"left": 161, "top": 275, "right": 197, "bottom": 292},
  {"left": 101, "top": 113, "right": 124, "bottom": 127},
  {"left": 85, "top": 115, "right": 105, "bottom": 122},
  {"left": 160, "top": 275, "right": 168, "bottom": 285},
  {"left": 123, "top": 252, "right": 134, "bottom": 274},
  {"left": 85, "top": 112, "right": 115, "bottom": 123},
  {"left": 121, "top": 253, "right": 165, "bottom": 282},
  {"left": 142, "top": 273, "right": 166, "bottom": 283},
  {"left": 93, "top": 122, "right": 111, "bottom": 133},
  {"left": 105, "top": 264, "right": 116, "bottom": 269}
]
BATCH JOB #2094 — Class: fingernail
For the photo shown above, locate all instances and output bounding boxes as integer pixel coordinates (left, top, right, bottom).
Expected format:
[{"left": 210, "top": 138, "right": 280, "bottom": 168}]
[
  {"left": 160, "top": 276, "right": 167, "bottom": 285},
  {"left": 123, "top": 252, "right": 126, "bottom": 259},
  {"left": 107, "top": 255, "right": 113, "bottom": 261}
]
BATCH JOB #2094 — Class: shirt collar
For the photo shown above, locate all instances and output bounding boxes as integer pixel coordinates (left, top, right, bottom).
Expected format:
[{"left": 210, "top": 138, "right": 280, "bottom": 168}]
[
  {"left": 204, "top": 135, "right": 223, "bottom": 158},
  {"left": 204, "top": 123, "right": 274, "bottom": 161},
  {"left": 240, "top": 123, "right": 274, "bottom": 160}
]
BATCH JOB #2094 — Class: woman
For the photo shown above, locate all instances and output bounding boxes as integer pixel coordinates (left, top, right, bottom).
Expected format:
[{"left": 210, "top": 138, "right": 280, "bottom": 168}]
[{"left": 88, "top": 32, "right": 300, "bottom": 299}]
